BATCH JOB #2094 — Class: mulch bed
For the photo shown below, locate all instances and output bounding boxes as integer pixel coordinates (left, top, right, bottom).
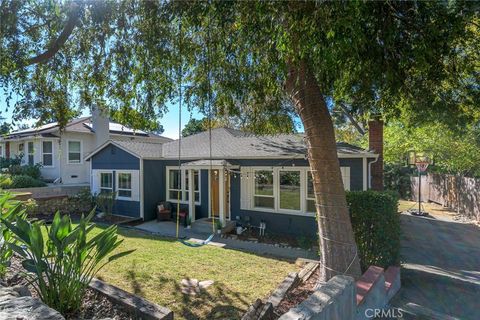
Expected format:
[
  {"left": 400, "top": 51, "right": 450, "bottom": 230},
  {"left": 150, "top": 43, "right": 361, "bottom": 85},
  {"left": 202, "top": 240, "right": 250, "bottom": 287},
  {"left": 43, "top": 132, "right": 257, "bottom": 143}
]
[
  {"left": 273, "top": 267, "right": 320, "bottom": 317},
  {"left": 3, "top": 255, "right": 133, "bottom": 320}
]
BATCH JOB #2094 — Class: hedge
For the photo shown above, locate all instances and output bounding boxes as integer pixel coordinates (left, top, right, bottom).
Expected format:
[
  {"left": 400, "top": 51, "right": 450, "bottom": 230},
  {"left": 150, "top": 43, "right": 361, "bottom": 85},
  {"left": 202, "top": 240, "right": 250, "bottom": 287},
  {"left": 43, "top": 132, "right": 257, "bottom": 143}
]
[
  {"left": 0, "top": 175, "right": 47, "bottom": 189},
  {"left": 346, "top": 190, "right": 400, "bottom": 272}
]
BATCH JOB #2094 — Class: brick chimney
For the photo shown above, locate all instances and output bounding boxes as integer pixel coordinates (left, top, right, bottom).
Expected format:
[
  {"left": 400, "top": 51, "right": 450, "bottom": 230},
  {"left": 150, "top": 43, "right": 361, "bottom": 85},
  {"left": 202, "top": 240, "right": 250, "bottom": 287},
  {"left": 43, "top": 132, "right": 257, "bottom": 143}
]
[{"left": 369, "top": 118, "right": 384, "bottom": 191}]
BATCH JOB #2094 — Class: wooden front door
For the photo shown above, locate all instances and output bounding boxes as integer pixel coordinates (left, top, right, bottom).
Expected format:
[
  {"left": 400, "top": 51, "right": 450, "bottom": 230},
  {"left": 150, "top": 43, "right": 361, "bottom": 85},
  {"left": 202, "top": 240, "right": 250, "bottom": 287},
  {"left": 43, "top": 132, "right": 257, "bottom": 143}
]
[{"left": 210, "top": 169, "right": 220, "bottom": 217}]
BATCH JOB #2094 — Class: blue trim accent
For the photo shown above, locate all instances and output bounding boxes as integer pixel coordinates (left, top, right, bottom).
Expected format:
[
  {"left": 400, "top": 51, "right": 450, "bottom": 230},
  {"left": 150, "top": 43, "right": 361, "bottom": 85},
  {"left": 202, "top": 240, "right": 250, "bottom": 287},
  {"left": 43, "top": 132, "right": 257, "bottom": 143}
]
[{"left": 92, "top": 144, "right": 139, "bottom": 170}]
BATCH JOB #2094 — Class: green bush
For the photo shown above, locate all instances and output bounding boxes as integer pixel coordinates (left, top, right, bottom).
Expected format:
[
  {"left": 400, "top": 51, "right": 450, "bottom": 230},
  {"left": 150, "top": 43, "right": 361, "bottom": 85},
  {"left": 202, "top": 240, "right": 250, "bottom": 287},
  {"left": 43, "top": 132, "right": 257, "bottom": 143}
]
[
  {"left": 384, "top": 163, "right": 414, "bottom": 199},
  {"left": 0, "top": 193, "right": 27, "bottom": 277},
  {"left": 3, "top": 175, "right": 46, "bottom": 189},
  {"left": 347, "top": 190, "right": 400, "bottom": 272},
  {"left": 3, "top": 211, "right": 134, "bottom": 315},
  {"left": 0, "top": 157, "right": 21, "bottom": 169},
  {"left": 0, "top": 175, "right": 12, "bottom": 188},
  {"left": 94, "top": 191, "right": 116, "bottom": 216},
  {"left": 8, "top": 164, "right": 42, "bottom": 180}
]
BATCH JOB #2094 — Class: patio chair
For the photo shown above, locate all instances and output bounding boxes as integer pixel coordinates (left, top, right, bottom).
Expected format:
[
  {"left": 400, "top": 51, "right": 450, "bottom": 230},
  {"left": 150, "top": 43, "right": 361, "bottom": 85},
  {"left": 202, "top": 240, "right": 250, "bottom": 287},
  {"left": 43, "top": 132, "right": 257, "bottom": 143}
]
[{"left": 157, "top": 201, "right": 172, "bottom": 221}]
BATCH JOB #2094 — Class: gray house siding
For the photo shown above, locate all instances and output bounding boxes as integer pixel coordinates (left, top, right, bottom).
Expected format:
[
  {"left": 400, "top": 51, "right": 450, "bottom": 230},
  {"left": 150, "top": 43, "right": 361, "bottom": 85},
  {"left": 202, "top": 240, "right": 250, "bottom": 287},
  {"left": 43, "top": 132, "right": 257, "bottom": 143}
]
[{"left": 91, "top": 144, "right": 140, "bottom": 170}]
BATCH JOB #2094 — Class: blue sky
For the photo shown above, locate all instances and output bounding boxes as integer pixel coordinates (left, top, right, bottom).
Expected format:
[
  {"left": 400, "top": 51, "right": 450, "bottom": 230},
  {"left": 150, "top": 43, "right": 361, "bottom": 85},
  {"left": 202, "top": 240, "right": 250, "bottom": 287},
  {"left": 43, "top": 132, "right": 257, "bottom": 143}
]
[{"left": 0, "top": 90, "right": 203, "bottom": 139}]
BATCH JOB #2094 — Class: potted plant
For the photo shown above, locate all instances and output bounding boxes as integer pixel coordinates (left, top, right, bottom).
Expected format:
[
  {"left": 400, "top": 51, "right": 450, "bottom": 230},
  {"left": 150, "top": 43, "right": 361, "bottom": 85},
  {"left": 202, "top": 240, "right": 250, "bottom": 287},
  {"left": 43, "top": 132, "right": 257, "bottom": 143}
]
[
  {"left": 215, "top": 219, "right": 223, "bottom": 234},
  {"left": 185, "top": 216, "right": 192, "bottom": 229}
]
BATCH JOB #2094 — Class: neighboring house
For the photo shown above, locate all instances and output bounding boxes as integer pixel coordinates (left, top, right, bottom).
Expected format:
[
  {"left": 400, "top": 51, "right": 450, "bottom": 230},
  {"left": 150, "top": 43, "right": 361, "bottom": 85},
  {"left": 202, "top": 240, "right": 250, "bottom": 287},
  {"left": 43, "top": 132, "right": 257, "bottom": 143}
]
[
  {"left": 85, "top": 127, "right": 382, "bottom": 236},
  {"left": 0, "top": 111, "right": 171, "bottom": 184}
]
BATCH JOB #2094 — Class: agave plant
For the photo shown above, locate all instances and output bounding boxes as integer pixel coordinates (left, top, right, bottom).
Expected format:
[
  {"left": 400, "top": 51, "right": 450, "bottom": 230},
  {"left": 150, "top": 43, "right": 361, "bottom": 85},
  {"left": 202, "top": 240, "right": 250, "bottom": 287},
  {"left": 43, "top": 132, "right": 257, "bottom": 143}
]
[
  {"left": 0, "top": 193, "right": 27, "bottom": 277},
  {"left": 3, "top": 210, "right": 134, "bottom": 315}
]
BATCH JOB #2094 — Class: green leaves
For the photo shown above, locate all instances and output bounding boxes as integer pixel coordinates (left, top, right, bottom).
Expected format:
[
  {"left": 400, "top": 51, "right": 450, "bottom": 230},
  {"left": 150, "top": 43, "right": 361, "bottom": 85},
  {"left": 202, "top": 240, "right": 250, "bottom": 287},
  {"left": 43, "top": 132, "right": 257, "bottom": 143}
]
[{"left": 3, "top": 209, "right": 134, "bottom": 315}]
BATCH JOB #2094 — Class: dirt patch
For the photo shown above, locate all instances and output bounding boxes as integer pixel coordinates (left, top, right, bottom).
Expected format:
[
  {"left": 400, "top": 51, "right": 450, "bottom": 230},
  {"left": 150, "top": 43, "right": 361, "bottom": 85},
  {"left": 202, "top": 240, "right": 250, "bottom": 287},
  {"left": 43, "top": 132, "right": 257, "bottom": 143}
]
[{"left": 273, "top": 267, "right": 320, "bottom": 317}]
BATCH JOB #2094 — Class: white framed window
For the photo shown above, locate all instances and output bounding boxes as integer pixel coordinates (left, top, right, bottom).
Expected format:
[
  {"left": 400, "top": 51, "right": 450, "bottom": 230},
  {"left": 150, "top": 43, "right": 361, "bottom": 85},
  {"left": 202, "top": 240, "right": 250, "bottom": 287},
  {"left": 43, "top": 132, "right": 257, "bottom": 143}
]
[
  {"left": 245, "top": 166, "right": 352, "bottom": 216},
  {"left": 100, "top": 172, "right": 113, "bottom": 194},
  {"left": 253, "top": 169, "right": 275, "bottom": 210},
  {"left": 68, "top": 140, "right": 82, "bottom": 164},
  {"left": 117, "top": 172, "right": 132, "bottom": 199},
  {"left": 166, "top": 167, "right": 201, "bottom": 204},
  {"left": 306, "top": 171, "right": 316, "bottom": 213},
  {"left": 0, "top": 144, "right": 3, "bottom": 158},
  {"left": 42, "top": 141, "right": 53, "bottom": 167},
  {"left": 27, "top": 142, "right": 34, "bottom": 165}
]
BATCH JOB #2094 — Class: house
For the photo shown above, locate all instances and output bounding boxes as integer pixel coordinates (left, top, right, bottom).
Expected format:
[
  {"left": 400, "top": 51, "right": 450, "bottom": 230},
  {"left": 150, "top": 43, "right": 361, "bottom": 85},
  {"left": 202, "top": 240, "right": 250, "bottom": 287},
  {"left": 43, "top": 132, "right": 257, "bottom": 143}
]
[
  {"left": 0, "top": 110, "right": 171, "bottom": 184},
  {"left": 85, "top": 125, "right": 382, "bottom": 236}
]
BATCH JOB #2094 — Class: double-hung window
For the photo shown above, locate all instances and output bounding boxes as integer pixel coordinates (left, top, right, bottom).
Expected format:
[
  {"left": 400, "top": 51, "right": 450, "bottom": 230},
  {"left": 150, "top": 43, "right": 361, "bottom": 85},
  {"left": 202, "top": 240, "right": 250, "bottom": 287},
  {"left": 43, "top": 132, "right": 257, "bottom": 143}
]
[
  {"left": 27, "top": 142, "right": 34, "bottom": 165},
  {"left": 117, "top": 173, "right": 132, "bottom": 198},
  {"left": 100, "top": 172, "right": 113, "bottom": 194},
  {"left": 253, "top": 170, "right": 275, "bottom": 209},
  {"left": 42, "top": 141, "right": 53, "bottom": 167},
  {"left": 68, "top": 141, "right": 81, "bottom": 164},
  {"left": 167, "top": 168, "right": 200, "bottom": 204}
]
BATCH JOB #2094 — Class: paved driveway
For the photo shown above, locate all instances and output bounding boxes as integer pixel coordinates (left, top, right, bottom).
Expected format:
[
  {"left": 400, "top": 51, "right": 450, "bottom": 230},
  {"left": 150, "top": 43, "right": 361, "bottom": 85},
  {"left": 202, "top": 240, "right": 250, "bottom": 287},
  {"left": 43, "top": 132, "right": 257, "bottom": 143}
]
[{"left": 391, "top": 214, "right": 480, "bottom": 319}]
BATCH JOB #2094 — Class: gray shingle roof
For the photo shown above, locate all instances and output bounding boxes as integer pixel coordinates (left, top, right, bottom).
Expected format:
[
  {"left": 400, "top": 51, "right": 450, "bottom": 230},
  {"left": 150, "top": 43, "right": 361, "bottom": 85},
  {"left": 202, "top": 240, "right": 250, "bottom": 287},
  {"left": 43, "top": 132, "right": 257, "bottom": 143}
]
[
  {"left": 161, "top": 128, "right": 374, "bottom": 159},
  {"left": 112, "top": 140, "right": 164, "bottom": 159}
]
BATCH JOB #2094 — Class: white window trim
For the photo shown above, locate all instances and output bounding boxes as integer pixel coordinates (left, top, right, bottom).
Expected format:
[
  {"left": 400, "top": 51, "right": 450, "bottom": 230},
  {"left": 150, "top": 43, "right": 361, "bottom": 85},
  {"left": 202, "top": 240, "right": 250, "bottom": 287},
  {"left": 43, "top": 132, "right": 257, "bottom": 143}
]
[
  {"left": 116, "top": 171, "right": 133, "bottom": 200},
  {"left": 67, "top": 140, "right": 83, "bottom": 164},
  {"left": 41, "top": 140, "right": 54, "bottom": 168},
  {"left": 0, "top": 143, "right": 4, "bottom": 158},
  {"left": 100, "top": 171, "right": 114, "bottom": 194},
  {"left": 246, "top": 166, "right": 351, "bottom": 217},
  {"left": 166, "top": 166, "right": 201, "bottom": 205}
]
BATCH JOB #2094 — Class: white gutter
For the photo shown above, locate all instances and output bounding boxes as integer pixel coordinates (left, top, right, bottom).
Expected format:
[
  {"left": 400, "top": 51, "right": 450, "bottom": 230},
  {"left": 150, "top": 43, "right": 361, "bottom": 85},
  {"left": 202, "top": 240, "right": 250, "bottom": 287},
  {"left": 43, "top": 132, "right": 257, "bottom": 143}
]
[{"left": 368, "top": 155, "right": 380, "bottom": 189}]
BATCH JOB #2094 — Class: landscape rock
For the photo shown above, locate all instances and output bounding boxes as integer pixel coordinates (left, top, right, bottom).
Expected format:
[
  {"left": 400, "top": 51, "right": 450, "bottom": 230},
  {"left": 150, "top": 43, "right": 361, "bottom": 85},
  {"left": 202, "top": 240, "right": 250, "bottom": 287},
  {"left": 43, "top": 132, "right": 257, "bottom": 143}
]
[
  {"left": 0, "top": 295, "right": 64, "bottom": 320},
  {"left": 12, "top": 284, "right": 31, "bottom": 297}
]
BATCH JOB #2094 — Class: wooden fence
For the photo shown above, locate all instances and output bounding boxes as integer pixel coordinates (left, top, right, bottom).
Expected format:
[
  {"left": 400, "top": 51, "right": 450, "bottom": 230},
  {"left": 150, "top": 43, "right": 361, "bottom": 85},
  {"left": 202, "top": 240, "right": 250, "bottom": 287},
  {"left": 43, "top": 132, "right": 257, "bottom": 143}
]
[{"left": 411, "top": 173, "right": 480, "bottom": 222}]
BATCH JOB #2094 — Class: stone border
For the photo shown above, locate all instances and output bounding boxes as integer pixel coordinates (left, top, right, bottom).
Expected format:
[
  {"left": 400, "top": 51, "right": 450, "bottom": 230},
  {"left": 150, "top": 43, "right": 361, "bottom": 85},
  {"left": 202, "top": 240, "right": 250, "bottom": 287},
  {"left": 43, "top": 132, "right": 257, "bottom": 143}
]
[
  {"left": 220, "top": 234, "right": 318, "bottom": 252},
  {"left": 89, "top": 278, "right": 173, "bottom": 320}
]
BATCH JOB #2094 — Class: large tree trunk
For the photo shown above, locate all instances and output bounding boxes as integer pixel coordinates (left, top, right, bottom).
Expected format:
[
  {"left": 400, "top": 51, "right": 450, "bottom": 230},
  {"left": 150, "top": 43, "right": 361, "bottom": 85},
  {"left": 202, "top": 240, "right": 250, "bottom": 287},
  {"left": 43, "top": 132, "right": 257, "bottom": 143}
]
[{"left": 286, "top": 60, "right": 361, "bottom": 282}]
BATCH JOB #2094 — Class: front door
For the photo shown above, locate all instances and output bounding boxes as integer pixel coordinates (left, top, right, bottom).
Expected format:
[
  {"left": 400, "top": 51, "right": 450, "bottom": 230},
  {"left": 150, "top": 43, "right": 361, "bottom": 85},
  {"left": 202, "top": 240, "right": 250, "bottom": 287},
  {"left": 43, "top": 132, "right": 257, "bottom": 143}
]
[{"left": 210, "top": 169, "right": 220, "bottom": 217}]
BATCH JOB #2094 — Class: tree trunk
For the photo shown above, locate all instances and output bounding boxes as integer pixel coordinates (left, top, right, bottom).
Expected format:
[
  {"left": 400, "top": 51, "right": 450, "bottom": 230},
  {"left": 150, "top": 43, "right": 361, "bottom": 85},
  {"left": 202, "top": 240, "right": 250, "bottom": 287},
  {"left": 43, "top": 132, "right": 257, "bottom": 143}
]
[{"left": 286, "top": 60, "right": 362, "bottom": 282}]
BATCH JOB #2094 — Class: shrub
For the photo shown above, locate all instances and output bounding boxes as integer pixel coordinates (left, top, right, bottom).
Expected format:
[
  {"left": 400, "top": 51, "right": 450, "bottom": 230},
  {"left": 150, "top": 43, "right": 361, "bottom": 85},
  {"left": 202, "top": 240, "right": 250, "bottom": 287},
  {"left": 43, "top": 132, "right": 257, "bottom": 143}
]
[
  {"left": 4, "top": 211, "right": 134, "bottom": 315},
  {"left": 8, "top": 164, "right": 42, "bottom": 180},
  {"left": 346, "top": 190, "right": 400, "bottom": 272},
  {"left": 0, "top": 156, "right": 21, "bottom": 169},
  {"left": 384, "top": 163, "right": 414, "bottom": 199},
  {"left": 0, "top": 175, "right": 12, "bottom": 188},
  {"left": 0, "top": 193, "right": 27, "bottom": 277},
  {"left": 94, "top": 191, "right": 116, "bottom": 216},
  {"left": 3, "top": 175, "right": 46, "bottom": 189}
]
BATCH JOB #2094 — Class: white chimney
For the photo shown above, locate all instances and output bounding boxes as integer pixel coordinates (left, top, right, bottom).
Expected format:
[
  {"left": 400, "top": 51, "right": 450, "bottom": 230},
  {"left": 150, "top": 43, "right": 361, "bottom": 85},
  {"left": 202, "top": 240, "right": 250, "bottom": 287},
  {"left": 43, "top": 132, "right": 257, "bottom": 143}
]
[{"left": 92, "top": 106, "right": 110, "bottom": 147}]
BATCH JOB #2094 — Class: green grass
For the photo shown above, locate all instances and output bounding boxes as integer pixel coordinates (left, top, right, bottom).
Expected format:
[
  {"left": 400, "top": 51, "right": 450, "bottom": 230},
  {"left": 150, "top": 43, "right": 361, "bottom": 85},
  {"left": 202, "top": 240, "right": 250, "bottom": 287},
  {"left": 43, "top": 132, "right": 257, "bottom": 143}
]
[{"left": 91, "top": 226, "right": 296, "bottom": 319}]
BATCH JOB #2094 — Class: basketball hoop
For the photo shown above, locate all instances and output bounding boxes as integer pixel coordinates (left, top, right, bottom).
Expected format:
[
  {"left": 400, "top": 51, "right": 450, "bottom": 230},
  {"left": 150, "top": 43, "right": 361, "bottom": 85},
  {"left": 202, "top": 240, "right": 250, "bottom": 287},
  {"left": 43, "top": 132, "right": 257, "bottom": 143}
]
[{"left": 406, "top": 151, "right": 434, "bottom": 217}]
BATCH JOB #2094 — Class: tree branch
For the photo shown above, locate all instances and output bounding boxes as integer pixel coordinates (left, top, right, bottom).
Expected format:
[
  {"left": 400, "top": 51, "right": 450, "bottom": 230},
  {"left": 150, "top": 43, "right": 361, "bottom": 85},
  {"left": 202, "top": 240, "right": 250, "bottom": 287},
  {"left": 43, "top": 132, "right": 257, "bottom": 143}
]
[
  {"left": 24, "top": 2, "right": 82, "bottom": 67},
  {"left": 337, "top": 102, "right": 365, "bottom": 135}
]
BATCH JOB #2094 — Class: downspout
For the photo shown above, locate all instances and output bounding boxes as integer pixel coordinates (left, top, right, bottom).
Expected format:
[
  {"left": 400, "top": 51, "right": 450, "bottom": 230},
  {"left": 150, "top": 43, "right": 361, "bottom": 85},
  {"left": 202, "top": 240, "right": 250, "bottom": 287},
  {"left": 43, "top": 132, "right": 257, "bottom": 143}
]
[{"left": 368, "top": 155, "right": 380, "bottom": 190}]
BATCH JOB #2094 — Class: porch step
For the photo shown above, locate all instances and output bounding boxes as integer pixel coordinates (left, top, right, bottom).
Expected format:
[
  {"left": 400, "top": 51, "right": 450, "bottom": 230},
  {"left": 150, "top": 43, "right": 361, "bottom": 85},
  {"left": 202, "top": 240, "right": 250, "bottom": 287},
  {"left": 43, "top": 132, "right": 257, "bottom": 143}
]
[{"left": 191, "top": 219, "right": 216, "bottom": 234}]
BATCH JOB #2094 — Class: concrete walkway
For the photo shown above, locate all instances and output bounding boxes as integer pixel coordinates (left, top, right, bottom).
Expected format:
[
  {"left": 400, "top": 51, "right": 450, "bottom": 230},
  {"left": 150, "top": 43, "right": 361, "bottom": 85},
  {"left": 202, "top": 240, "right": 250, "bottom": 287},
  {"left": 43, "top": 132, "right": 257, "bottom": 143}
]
[
  {"left": 134, "top": 220, "right": 318, "bottom": 261},
  {"left": 391, "top": 213, "right": 480, "bottom": 319}
]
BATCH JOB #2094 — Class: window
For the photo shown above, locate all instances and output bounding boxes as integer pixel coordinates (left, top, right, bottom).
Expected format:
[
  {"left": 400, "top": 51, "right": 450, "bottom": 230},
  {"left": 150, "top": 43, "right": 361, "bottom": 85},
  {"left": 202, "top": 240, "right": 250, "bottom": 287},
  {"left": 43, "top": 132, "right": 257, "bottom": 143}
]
[
  {"left": 306, "top": 171, "right": 316, "bottom": 213},
  {"left": 254, "top": 170, "right": 274, "bottom": 209},
  {"left": 42, "top": 141, "right": 53, "bottom": 167},
  {"left": 341, "top": 167, "right": 351, "bottom": 191},
  {"left": 100, "top": 172, "right": 113, "bottom": 193},
  {"left": 27, "top": 142, "right": 34, "bottom": 165},
  {"left": 168, "top": 169, "right": 182, "bottom": 200},
  {"left": 279, "top": 170, "right": 301, "bottom": 211},
  {"left": 167, "top": 168, "right": 201, "bottom": 204},
  {"left": 68, "top": 141, "right": 81, "bottom": 164},
  {"left": 0, "top": 145, "right": 3, "bottom": 158},
  {"left": 117, "top": 173, "right": 132, "bottom": 198},
  {"left": 18, "top": 143, "right": 24, "bottom": 154}
]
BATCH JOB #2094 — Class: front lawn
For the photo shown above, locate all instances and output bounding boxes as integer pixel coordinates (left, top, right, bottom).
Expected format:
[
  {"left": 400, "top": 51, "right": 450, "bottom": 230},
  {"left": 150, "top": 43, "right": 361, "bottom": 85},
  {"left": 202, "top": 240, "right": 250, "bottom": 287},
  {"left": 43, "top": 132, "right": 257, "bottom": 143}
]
[{"left": 94, "top": 226, "right": 296, "bottom": 319}]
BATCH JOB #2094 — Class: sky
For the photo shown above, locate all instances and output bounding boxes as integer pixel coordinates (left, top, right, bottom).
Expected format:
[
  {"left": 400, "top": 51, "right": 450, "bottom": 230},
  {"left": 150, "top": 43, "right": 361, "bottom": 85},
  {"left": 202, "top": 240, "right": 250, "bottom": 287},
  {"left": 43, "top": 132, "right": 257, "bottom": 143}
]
[{"left": 0, "top": 90, "right": 203, "bottom": 139}]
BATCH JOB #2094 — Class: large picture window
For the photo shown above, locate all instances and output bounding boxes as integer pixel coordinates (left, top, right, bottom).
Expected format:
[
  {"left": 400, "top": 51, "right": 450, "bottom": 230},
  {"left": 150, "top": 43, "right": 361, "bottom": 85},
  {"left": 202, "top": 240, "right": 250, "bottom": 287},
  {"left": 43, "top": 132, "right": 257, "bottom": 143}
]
[
  {"left": 42, "top": 141, "right": 53, "bottom": 167},
  {"left": 167, "top": 168, "right": 201, "bottom": 204},
  {"left": 118, "top": 173, "right": 132, "bottom": 198},
  {"left": 100, "top": 172, "right": 113, "bottom": 194},
  {"left": 279, "top": 170, "right": 301, "bottom": 211},
  {"left": 254, "top": 170, "right": 274, "bottom": 209},
  {"left": 68, "top": 141, "right": 81, "bottom": 164}
]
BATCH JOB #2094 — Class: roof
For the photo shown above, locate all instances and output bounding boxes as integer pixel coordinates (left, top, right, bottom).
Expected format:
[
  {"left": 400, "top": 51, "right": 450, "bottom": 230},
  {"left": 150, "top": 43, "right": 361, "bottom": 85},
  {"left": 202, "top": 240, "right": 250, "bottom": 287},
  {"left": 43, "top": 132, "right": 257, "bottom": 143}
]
[
  {"left": 161, "top": 127, "right": 375, "bottom": 159},
  {"left": 85, "top": 140, "right": 164, "bottom": 160},
  {"left": 87, "top": 127, "right": 376, "bottom": 161},
  {"left": 1, "top": 116, "right": 170, "bottom": 140},
  {"left": 181, "top": 159, "right": 238, "bottom": 167}
]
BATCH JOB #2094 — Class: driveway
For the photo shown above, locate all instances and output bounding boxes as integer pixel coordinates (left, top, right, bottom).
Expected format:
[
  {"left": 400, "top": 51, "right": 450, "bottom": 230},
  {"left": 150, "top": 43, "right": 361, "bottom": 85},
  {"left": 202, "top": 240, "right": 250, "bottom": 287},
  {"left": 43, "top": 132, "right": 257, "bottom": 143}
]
[{"left": 391, "top": 212, "right": 480, "bottom": 319}]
